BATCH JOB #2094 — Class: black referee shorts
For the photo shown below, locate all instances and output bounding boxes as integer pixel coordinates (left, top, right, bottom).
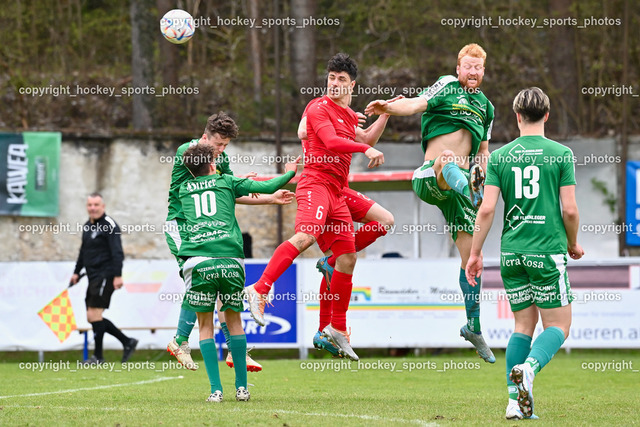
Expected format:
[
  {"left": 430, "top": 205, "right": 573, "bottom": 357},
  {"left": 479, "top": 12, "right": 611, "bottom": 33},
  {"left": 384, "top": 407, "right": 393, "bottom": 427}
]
[{"left": 85, "top": 277, "right": 115, "bottom": 309}]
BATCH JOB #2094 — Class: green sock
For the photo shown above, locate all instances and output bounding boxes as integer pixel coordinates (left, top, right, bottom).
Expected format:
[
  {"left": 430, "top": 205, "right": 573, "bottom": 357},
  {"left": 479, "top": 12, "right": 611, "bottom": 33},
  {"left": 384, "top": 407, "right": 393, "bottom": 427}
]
[
  {"left": 176, "top": 335, "right": 189, "bottom": 346},
  {"left": 200, "top": 339, "right": 222, "bottom": 393},
  {"left": 467, "top": 317, "right": 481, "bottom": 332},
  {"left": 526, "top": 326, "right": 565, "bottom": 375},
  {"left": 229, "top": 335, "right": 248, "bottom": 389},
  {"left": 459, "top": 268, "right": 481, "bottom": 332},
  {"left": 506, "top": 332, "right": 532, "bottom": 400},
  {"left": 176, "top": 308, "right": 197, "bottom": 341},
  {"left": 442, "top": 162, "right": 470, "bottom": 197},
  {"left": 220, "top": 322, "right": 231, "bottom": 347}
]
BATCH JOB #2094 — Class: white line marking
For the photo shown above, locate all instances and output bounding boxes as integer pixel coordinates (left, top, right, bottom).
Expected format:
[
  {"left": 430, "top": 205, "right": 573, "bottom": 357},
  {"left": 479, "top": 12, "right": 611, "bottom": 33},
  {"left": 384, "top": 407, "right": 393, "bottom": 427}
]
[
  {"left": 0, "top": 376, "right": 182, "bottom": 399},
  {"left": 2, "top": 393, "right": 435, "bottom": 425},
  {"left": 229, "top": 407, "right": 436, "bottom": 426},
  {"left": 2, "top": 404, "right": 139, "bottom": 412}
]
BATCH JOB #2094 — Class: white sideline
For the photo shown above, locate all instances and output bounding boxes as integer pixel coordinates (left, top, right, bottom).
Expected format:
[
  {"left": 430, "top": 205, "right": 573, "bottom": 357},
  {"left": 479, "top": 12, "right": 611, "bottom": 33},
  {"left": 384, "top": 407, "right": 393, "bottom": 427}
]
[
  {"left": 2, "top": 397, "right": 435, "bottom": 425},
  {"left": 2, "top": 405, "right": 140, "bottom": 412},
  {"left": 0, "top": 375, "right": 183, "bottom": 399},
  {"left": 3, "top": 405, "right": 436, "bottom": 425},
  {"left": 233, "top": 407, "right": 436, "bottom": 426}
]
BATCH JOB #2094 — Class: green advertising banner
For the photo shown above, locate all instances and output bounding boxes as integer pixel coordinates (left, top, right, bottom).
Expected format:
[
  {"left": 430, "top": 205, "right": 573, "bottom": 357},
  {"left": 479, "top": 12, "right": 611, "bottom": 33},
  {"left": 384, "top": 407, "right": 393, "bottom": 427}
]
[{"left": 0, "top": 132, "right": 60, "bottom": 217}]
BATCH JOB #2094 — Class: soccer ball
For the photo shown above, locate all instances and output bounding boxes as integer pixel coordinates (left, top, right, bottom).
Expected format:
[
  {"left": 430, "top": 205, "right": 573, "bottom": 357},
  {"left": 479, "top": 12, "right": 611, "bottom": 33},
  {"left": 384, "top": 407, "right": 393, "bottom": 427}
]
[{"left": 160, "top": 9, "right": 195, "bottom": 44}]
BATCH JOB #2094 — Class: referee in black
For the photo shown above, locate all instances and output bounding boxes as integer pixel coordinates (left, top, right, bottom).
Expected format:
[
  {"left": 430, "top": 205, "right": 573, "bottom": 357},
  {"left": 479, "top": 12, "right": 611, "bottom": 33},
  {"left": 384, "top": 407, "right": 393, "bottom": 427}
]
[{"left": 70, "top": 192, "right": 138, "bottom": 364}]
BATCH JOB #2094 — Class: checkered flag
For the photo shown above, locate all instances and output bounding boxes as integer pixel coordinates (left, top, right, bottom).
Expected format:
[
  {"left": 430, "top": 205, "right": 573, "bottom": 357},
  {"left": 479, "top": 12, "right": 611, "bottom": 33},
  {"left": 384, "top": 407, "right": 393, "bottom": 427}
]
[{"left": 38, "top": 289, "right": 77, "bottom": 342}]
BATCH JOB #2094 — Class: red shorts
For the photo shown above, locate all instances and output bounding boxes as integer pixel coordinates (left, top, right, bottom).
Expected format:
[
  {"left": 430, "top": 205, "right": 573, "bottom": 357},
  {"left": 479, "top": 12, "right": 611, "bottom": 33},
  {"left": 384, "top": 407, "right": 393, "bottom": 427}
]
[
  {"left": 343, "top": 187, "right": 376, "bottom": 223},
  {"left": 295, "top": 174, "right": 355, "bottom": 253}
]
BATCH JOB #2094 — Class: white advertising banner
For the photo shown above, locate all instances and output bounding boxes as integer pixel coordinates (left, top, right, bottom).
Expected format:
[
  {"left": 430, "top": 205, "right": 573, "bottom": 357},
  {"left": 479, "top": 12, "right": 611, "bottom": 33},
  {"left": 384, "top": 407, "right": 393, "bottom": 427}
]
[
  {"left": 1, "top": 259, "right": 639, "bottom": 352},
  {"left": 0, "top": 260, "right": 185, "bottom": 352},
  {"left": 299, "top": 259, "right": 640, "bottom": 350},
  {"left": 299, "top": 259, "right": 470, "bottom": 348}
]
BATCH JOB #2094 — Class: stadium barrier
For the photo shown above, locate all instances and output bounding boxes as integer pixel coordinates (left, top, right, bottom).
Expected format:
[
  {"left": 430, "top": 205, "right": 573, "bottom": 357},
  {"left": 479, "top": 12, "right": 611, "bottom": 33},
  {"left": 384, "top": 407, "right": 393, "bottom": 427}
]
[{"left": 1, "top": 258, "right": 639, "bottom": 360}]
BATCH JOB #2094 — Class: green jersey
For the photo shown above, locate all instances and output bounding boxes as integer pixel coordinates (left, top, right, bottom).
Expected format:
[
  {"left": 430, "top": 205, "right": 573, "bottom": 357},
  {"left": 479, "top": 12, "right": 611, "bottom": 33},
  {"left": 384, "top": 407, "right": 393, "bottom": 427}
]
[
  {"left": 419, "top": 75, "right": 494, "bottom": 158},
  {"left": 485, "top": 135, "right": 576, "bottom": 254},
  {"left": 165, "top": 139, "right": 233, "bottom": 221},
  {"left": 177, "top": 171, "right": 294, "bottom": 258}
]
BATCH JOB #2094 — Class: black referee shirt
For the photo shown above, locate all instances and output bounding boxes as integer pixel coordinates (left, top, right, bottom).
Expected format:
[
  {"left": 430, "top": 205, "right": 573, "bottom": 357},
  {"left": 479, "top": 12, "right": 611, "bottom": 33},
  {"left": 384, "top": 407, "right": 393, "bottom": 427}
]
[{"left": 73, "top": 213, "right": 124, "bottom": 281}]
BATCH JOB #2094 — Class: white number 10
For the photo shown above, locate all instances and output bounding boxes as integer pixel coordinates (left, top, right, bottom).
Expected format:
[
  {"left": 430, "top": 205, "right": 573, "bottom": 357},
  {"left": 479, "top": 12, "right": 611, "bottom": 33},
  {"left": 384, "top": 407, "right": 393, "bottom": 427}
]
[{"left": 191, "top": 191, "right": 217, "bottom": 218}]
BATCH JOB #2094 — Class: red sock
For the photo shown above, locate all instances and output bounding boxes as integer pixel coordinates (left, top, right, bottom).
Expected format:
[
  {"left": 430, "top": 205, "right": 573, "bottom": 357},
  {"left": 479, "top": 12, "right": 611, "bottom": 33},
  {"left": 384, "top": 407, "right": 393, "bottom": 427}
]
[
  {"left": 354, "top": 221, "right": 387, "bottom": 252},
  {"left": 254, "top": 241, "right": 300, "bottom": 294},
  {"left": 329, "top": 270, "right": 353, "bottom": 331},
  {"left": 327, "top": 254, "right": 337, "bottom": 267},
  {"left": 327, "top": 221, "right": 387, "bottom": 265},
  {"left": 318, "top": 277, "right": 331, "bottom": 332}
]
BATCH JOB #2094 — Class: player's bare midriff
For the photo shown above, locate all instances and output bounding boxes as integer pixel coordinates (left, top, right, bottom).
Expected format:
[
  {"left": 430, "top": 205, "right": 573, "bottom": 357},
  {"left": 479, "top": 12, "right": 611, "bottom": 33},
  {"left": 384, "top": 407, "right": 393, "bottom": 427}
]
[{"left": 424, "top": 128, "right": 473, "bottom": 169}]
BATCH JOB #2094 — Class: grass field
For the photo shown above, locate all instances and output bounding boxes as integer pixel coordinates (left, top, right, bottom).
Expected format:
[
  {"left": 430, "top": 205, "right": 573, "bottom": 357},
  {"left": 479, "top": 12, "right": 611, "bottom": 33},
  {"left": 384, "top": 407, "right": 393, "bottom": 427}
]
[{"left": 1, "top": 349, "right": 638, "bottom": 426}]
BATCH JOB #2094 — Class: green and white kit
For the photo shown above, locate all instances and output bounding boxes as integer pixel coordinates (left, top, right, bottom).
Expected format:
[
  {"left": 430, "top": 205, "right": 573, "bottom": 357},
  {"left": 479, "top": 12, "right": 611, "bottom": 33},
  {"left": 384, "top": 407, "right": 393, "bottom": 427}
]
[{"left": 486, "top": 135, "right": 577, "bottom": 310}]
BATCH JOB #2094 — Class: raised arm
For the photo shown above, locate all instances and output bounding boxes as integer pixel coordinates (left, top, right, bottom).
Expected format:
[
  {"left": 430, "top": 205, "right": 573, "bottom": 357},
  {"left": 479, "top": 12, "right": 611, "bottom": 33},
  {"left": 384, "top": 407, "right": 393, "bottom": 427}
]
[
  {"left": 236, "top": 190, "right": 295, "bottom": 205},
  {"left": 365, "top": 96, "right": 428, "bottom": 117},
  {"left": 244, "top": 157, "right": 300, "bottom": 194},
  {"left": 355, "top": 114, "right": 389, "bottom": 147},
  {"left": 311, "top": 108, "right": 384, "bottom": 168}
]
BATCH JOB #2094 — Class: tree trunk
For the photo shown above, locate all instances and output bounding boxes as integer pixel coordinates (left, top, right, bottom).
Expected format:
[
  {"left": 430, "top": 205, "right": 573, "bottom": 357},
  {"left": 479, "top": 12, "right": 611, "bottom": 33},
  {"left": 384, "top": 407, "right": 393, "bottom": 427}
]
[
  {"left": 247, "top": 0, "right": 263, "bottom": 125},
  {"left": 548, "top": 0, "right": 580, "bottom": 137},
  {"left": 156, "top": 0, "right": 180, "bottom": 127},
  {"left": 157, "top": 0, "right": 179, "bottom": 89},
  {"left": 130, "top": 0, "right": 155, "bottom": 131},
  {"left": 290, "top": 0, "right": 317, "bottom": 112}
]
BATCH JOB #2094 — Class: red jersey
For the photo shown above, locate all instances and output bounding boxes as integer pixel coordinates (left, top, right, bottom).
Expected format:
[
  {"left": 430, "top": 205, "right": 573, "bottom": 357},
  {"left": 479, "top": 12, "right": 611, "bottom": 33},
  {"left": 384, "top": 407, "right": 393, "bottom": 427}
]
[{"left": 304, "top": 96, "right": 361, "bottom": 188}]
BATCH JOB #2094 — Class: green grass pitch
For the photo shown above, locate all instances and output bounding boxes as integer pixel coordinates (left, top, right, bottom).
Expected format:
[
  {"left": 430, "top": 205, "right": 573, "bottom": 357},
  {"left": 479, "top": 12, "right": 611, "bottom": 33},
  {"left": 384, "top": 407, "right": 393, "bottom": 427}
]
[{"left": 1, "top": 350, "right": 638, "bottom": 425}]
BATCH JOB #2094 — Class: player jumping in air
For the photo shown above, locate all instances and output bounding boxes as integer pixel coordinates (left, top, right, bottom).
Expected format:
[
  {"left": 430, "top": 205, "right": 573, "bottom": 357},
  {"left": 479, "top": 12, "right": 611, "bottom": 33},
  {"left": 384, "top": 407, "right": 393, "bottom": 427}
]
[
  {"left": 298, "top": 96, "right": 396, "bottom": 357},
  {"left": 466, "top": 87, "right": 583, "bottom": 419},
  {"left": 164, "top": 112, "right": 294, "bottom": 371},
  {"left": 178, "top": 143, "right": 299, "bottom": 402},
  {"left": 244, "top": 53, "right": 385, "bottom": 361},
  {"left": 365, "top": 43, "right": 496, "bottom": 363}
]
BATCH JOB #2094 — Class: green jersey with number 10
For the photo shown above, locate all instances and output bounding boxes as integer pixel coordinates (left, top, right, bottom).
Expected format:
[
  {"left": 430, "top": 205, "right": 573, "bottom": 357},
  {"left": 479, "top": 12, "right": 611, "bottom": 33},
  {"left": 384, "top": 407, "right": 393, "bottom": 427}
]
[
  {"left": 485, "top": 135, "right": 576, "bottom": 254},
  {"left": 177, "top": 174, "right": 254, "bottom": 259},
  {"left": 166, "top": 139, "right": 233, "bottom": 222},
  {"left": 178, "top": 171, "right": 294, "bottom": 258}
]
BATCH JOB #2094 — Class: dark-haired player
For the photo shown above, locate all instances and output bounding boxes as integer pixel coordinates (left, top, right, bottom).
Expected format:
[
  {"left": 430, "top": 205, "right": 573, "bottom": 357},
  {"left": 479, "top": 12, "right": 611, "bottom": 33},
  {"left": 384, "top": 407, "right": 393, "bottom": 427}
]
[
  {"left": 178, "top": 143, "right": 298, "bottom": 402},
  {"left": 244, "top": 53, "right": 385, "bottom": 361},
  {"left": 297, "top": 95, "right": 396, "bottom": 357},
  {"left": 165, "top": 112, "right": 294, "bottom": 371}
]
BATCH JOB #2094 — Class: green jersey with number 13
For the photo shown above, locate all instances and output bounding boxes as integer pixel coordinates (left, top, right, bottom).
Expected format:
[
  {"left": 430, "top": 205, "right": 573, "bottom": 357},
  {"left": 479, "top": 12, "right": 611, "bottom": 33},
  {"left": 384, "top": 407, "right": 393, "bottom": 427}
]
[{"left": 485, "top": 135, "right": 576, "bottom": 254}]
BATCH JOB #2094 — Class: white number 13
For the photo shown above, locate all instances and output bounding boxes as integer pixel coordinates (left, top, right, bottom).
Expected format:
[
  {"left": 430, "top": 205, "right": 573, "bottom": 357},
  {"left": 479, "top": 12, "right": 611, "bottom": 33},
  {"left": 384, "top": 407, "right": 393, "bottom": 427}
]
[{"left": 512, "top": 166, "right": 540, "bottom": 199}]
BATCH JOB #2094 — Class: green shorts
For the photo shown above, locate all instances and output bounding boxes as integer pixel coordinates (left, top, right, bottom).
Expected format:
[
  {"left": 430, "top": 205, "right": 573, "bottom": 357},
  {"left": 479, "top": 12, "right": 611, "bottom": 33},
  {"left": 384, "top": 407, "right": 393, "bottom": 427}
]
[
  {"left": 412, "top": 160, "right": 477, "bottom": 241},
  {"left": 181, "top": 257, "right": 245, "bottom": 313},
  {"left": 500, "top": 252, "right": 574, "bottom": 311}
]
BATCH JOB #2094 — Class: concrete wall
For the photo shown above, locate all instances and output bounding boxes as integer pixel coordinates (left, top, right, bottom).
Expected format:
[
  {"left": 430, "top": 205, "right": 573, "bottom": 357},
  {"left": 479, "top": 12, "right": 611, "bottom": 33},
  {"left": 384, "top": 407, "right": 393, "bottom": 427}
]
[{"left": 0, "top": 136, "right": 631, "bottom": 263}]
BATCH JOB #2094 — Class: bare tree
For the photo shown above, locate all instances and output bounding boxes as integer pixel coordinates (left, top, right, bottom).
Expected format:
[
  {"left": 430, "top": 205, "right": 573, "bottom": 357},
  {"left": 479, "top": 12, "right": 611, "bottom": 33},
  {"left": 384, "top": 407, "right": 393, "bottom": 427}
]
[
  {"left": 130, "top": 0, "right": 155, "bottom": 131},
  {"left": 157, "top": 0, "right": 179, "bottom": 89},
  {"left": 548, "top": 0, "right": 580, "bottom": 137},
  {"left": 290, "top": 0, "right": 317, "bottom": 111},
  {"left": 247, "top": 0, "right": 263, "bottom": 125}
]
